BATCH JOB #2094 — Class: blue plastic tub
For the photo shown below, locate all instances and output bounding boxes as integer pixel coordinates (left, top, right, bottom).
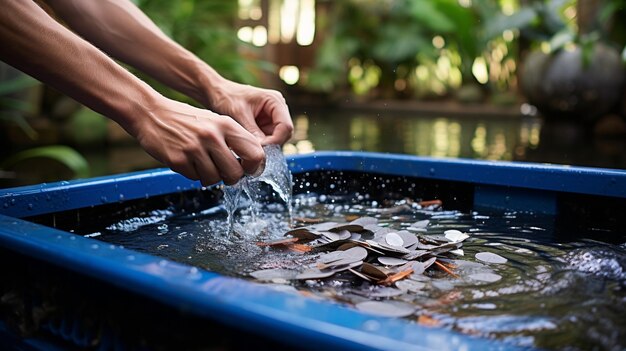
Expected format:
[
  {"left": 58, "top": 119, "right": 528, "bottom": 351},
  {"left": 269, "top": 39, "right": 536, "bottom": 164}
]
[{"left": 1, "top": 152, "right": 625, "bottom": 350}]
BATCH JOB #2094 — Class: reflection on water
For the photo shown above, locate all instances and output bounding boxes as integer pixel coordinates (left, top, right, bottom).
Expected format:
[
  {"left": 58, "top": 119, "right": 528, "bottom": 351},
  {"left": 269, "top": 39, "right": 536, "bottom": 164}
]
[
  {"left": 3, "top": 108, "right": 625, "bottom": 188},
  {"left": 284, "top": 111, "right": 543, "bottom": 161},
  {"left": 283, "top": 110, "right": 626, "bottom": 170}
]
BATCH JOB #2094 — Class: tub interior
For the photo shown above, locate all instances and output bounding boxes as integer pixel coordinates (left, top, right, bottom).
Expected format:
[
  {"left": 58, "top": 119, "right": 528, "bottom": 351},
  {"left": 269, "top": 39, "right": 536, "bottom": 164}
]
[{"left": 9, "top": 169, "right": 625, "bottom": 350}]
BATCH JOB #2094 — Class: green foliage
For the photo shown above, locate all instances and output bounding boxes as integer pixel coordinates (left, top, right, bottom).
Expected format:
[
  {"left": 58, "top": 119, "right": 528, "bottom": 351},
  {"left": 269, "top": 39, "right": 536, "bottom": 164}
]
[
  {"left": 483, "top": 0, "right": 570, "bottom": 44},
  {"left": 0, "top": 75, "right": 38, "bottom": 96},
  {"left": 308, "top": 0, "right": 461, "bottom": 94},
  {"left": 307, "top": 0, "right": 510, "bottom": 95},
  {"left": 1, "top": 145, "right": 90, "bottom": 179},
  {"left": 134, "top": 0, "right": 269, "bottom": 101},
  {"left": 0, "top": 74, "right": 39, "bottom": 139},
  {"left": 0, "top": 69, "right": 90, "bottom": 180}
]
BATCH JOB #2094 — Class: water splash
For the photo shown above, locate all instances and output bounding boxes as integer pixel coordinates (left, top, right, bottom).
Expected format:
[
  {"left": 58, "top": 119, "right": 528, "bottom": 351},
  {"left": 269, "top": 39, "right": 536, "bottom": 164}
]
[
  {"left": 223, "top": 144, "right": 293, "bottom": 238},
  {"left": 222, "top": 181, "right": 243, "bottom": 235},
  {"left": 255, "top": 144, "right": 293, "bottom": 222}
]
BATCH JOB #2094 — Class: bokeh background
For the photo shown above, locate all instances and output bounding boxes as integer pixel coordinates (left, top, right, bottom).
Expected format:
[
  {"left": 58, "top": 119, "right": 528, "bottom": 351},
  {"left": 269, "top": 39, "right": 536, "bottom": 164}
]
[{"left": 1, "top": 0, "right": 625, "bottom": 187}]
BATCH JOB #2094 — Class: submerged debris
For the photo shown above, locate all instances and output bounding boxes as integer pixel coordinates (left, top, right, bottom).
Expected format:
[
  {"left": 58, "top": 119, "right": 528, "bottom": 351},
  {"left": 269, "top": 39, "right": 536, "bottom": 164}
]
[
  {"left": 251, "top": 215, "right": 480, "bottom": 317},
  {"left": 475, "top": 252, "right": 508, "bottom": 264}
]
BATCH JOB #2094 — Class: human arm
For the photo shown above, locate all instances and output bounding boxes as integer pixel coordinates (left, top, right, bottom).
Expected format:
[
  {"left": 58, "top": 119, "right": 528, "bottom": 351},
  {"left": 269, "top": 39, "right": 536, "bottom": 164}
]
[
  {"left": 44, "top": 0, "right": 294, "bottom": 145},
  {"left": 0, "top": 0, "right": 264, "bottom": 185}
]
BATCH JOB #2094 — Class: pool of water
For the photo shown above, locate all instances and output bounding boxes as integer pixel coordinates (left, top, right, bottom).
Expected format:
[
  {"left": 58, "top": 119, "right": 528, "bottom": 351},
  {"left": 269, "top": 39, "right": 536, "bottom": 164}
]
[
  {"left": 283, "top": 109, "right": 626, "bottom": 170},
  {"left": 91, "top": 187, "right": 626, "bottom": 350},
  {"left": 73, "top": 110, "right": 626, "bottom": 179},
  {"left": 3, "top": 108, "right": 624, "bottom": 188}
]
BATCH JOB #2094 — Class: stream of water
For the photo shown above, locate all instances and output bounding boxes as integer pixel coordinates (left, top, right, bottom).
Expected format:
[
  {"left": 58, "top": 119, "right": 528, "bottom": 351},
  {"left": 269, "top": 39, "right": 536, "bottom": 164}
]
[{"left": 222, "top": 144, "right": 293, "bottom": 237}]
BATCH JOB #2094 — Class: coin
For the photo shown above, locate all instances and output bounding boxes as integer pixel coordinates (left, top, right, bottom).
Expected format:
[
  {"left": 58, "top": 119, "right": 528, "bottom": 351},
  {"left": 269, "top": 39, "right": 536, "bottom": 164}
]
[
  {"left": 444, "top": 229, "right": 469, "bottom": 243},
  {"left": 475, "top": 252, "right": 508, "bottom": 264},
  {"left": 355, "top": 301, "right": 416, "bottom": 318},
  {"left": 378, "top": 257, "right": 409, "bottom": 266}
]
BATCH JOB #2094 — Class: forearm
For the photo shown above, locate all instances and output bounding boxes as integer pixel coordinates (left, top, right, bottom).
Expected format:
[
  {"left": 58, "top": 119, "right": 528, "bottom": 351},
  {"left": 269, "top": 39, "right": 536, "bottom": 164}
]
[
  {"left": 0, "top": 0, "right": 159, "bottom": 136},
  {"left": 44, "top": 0, "right": 222, "bottom": 107}
]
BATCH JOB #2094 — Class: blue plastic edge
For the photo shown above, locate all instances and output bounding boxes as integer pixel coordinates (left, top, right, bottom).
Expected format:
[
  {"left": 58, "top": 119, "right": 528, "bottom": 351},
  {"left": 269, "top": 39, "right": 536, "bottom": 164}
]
[
  {"left": 1, "top": 151, "right": 624, "bottom": 218},
  {"left": 1, "top": 151, "right": 624, "bottom": 350},
  {"left": 0, "top": 214, "right": 517, "bottom": 351}
]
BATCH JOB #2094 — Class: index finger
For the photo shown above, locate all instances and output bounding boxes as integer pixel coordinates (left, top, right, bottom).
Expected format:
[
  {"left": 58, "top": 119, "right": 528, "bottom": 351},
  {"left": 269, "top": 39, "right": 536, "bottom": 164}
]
[
  {"left": 263, "top": 102, "right": 293, "bottom": 145},
  {"left": 224, "top": 123, "right": 266, "bottom": 176},
  {"left": 262, "top": 122, "right": 293, "bottom": 145}
]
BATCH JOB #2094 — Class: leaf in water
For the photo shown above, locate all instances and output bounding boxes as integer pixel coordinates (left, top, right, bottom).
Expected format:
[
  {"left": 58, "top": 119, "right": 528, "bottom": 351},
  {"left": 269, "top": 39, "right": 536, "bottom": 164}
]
[
  {"left": 417, "top": 314, "right": 441, "bottom": 327},
  {"left": 475, "top": 252, "right": 508, "bottom": 264},
  {"left": 287, "top": 243, "right": 313, "bottom": 253},
  {"left": 434, "top": 261, "right": 459, "bottom": 278},
  {"left": 419, "top": 199, "right": 442, "bottom": 207},
  {"left": 256, "top": 237, "right": 299, "bottom": 247},
  {"left": 379, "top": 268, "right": 414, "bottom": 286}
]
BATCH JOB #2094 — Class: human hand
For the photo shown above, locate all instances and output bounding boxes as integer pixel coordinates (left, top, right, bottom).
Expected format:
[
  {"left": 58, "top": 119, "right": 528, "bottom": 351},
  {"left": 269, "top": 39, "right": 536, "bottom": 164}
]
[
  {"left": 207, "top": 80, "right": 294, "bottom": 145},
  {"left": 132, "top": 98, "right": 265, "bottom": 186}
]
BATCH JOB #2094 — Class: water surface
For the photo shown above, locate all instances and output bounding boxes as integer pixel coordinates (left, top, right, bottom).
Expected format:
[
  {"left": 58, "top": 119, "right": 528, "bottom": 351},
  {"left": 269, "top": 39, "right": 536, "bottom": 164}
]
[{"left": 93, "top": 191, "right": 626, "bottom": 350}]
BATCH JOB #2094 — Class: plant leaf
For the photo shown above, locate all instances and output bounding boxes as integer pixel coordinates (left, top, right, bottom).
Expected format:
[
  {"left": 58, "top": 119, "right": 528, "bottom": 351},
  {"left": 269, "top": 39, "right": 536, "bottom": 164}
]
[
  {"left": 1, "top": 146, "right": 90, "bottom": 179},
  {"left": 483, "top": 8, "right": 537, "bottom": 41},
  {"left": 0, "top": 113, "right": 38, "bottom": 140},
  {"left": 548, "top": 29, "right": 575, "bottom": 53},
  {"left": 408, "top": 0, "right": 455, "bottom": 33},
  {"left": 0, "top": 75, "right": 38, "bottom": 95}
]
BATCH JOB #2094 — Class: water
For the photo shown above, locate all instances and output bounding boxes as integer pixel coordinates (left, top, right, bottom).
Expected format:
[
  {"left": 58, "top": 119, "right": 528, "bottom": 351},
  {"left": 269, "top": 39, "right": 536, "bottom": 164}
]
[
  {"left": 5, "top": 110, "right": 626, "bottom": 189},
  {"left": 222, "top": 144, "right": 293, "bottom": 236},
  {"left": 94, "top": 194, "right": 626, "bottom": 350}
]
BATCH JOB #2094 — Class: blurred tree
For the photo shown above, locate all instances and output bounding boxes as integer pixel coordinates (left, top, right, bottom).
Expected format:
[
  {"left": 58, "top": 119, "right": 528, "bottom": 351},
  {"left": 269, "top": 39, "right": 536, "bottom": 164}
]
[
  {"left": 306, "top": 0, "right": 521, "bottom": 100},
  {"left": 134, "top": 0, "right": 273, "bottom": 103}
]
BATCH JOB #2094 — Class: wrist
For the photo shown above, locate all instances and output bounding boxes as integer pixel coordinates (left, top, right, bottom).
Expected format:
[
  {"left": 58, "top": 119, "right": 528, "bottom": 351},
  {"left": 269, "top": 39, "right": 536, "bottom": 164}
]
[
  {"left": 191, "top": 62, "right": 231, "bottom": 109},
  {"left": 112, "top": 82, "right": 163, "bottom": 138}
]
